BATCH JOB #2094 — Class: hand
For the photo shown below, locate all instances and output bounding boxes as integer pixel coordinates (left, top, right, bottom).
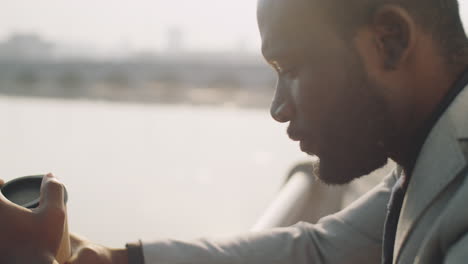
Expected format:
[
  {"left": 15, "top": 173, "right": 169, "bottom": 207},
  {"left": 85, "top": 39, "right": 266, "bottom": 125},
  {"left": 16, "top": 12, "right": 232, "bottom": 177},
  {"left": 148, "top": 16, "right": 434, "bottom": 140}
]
[
  {"left": 66, "top": 233, "right": 128, "bottom": 264},
  {"left": 0, "top": 174, "right": 66, "bottom": 264}
]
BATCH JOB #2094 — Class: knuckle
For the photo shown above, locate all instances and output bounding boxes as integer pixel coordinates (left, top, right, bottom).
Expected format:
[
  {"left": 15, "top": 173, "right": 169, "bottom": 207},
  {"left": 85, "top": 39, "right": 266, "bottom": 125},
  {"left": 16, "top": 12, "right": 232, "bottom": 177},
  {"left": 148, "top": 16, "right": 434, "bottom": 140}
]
[{"left": 45, "top": 179, "right": 65, "bottom": 194}]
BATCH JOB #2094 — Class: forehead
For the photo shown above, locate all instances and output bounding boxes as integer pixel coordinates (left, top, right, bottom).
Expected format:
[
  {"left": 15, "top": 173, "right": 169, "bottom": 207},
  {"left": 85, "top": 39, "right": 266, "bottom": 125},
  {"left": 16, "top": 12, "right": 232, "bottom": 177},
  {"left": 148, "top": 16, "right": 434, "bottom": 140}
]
[{"left": 258, "top": 0, "right": 334, "bottom": 59}]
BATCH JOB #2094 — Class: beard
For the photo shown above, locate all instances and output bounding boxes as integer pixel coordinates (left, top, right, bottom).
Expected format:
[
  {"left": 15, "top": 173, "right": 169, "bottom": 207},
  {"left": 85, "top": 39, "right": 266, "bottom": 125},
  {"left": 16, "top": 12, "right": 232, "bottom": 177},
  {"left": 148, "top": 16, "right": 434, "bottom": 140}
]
[
  {"left": 309, "top": 58, "right": 394, "bottom": 185},
  {"left": 317, "top": 142, "right": 389, "bottom": 185}
]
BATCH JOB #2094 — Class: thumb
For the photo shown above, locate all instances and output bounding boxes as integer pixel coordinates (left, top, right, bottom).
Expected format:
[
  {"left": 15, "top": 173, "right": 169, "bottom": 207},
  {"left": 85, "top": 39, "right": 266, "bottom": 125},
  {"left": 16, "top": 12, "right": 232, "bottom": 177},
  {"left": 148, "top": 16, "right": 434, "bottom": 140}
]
[
  {"left": 39, "top": 173, "right": 66, "bottom": 213},
  {"left": 38, "top": 173, "right": 67, "bottom": 254}
]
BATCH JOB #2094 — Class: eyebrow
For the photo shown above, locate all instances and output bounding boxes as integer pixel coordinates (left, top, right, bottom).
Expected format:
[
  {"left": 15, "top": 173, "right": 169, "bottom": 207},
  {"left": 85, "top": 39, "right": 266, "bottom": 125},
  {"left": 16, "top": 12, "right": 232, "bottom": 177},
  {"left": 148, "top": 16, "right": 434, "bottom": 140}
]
[{"left": 261, "top": 38, "right": 299, "bottom": 66}]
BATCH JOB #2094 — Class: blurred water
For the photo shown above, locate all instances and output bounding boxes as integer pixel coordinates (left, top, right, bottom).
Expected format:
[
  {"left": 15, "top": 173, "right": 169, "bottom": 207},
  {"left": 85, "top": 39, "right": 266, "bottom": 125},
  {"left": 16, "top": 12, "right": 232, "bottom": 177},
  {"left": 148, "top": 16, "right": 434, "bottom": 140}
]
[{"left": 0, "top": 96, "right": 307, "bottom": 247}]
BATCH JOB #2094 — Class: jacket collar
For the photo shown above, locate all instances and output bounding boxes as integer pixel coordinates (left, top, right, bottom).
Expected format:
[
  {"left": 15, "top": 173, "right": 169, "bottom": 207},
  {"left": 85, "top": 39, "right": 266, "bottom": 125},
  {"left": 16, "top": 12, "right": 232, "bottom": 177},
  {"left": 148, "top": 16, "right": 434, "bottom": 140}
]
[{"left": 394, "top": 84, "right": 468, "bottom": 261}]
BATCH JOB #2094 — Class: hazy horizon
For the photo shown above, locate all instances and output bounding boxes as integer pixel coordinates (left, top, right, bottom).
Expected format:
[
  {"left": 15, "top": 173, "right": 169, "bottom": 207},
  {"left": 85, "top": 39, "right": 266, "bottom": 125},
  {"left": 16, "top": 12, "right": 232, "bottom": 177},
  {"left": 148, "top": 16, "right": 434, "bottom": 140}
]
[
  {"left": 0, "top": 0, "right": 259, "bottom": 56},
  {"left": 1, "top": 1, "right": 467, "bottom": 56}
]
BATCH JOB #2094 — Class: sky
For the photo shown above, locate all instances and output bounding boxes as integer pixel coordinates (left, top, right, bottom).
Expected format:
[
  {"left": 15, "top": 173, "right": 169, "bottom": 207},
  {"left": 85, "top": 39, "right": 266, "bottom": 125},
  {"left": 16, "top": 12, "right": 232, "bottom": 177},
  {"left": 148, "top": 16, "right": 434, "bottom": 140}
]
[
  {"left": 0, "top": 0, "right": 260, "bottom": 54},
  {"left": 0, "top": 0, "right": 468, "bottom": 55}
]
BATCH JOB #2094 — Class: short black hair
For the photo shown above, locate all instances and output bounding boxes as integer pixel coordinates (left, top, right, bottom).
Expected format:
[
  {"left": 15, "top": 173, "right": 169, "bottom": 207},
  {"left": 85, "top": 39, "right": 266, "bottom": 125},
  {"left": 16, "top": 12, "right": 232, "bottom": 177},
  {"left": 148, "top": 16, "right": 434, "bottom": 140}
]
[{"left": 323, "top": 0, "right": 467, "bottom": 62}]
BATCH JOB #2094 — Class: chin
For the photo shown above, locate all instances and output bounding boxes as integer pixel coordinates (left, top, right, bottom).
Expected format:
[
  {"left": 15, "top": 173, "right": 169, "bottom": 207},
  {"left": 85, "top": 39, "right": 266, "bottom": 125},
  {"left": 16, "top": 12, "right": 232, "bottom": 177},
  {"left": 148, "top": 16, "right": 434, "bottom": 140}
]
[{"left": 316, "top": 151, "right": 388, "bottom": 185}]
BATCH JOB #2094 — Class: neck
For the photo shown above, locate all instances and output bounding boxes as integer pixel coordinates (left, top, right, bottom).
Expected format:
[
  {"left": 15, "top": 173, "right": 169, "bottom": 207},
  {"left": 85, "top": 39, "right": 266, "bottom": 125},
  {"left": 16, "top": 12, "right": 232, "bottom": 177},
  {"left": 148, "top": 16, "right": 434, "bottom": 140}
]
[{"left": 390, "top": 62, "right": 468, "bottom": 175}]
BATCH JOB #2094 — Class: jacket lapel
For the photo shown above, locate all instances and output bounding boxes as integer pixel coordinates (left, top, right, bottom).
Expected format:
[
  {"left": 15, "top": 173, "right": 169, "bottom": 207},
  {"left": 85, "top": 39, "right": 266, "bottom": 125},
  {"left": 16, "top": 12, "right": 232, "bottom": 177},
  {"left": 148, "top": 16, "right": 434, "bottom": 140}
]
[{"left": 393, "top": 86, "right": 468, "bottom": 262}]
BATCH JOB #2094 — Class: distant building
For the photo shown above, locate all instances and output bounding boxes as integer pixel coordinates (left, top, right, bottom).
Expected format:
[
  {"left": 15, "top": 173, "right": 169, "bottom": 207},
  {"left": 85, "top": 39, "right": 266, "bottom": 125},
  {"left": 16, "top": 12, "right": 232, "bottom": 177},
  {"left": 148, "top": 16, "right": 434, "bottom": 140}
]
[
  {"left": 165, "top": 27, "right": 185, "bottom": 54},
  {"left": 0, "top": 33, "right": 54, "bottom": 61}
]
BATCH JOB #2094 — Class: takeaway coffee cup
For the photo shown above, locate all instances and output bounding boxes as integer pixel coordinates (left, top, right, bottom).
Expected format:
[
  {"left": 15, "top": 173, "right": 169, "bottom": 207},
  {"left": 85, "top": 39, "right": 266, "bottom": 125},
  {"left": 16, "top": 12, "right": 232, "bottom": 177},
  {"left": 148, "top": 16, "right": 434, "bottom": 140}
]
[{"left": 0, "top": 175, "right": 71, "bottom": 263}]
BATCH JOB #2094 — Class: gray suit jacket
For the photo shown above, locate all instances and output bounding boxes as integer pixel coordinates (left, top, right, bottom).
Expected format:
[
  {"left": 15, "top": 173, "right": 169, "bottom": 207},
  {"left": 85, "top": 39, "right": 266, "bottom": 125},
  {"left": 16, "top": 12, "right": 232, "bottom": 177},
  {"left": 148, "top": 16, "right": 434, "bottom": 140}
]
[
  {"left": 394, "top": 84, "right": 468, "bottom": 264},
  {"left": 141, "top": 85, "right": 468, "bottom": 263}
]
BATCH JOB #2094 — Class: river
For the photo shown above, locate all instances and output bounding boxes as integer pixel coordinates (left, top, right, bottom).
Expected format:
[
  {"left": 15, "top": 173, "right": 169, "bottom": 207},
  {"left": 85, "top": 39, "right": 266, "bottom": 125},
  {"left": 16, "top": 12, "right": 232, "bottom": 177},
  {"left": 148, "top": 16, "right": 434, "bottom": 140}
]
[{"left": 0, "top": 96, "right": 307, "bottom": 246}]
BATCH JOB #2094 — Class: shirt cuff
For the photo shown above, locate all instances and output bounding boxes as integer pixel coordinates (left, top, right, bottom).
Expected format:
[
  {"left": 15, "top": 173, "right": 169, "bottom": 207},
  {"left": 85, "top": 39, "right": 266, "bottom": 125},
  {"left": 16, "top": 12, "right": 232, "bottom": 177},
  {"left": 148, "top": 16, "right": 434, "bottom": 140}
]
[{"left": 125, "top": 240, "right": 145, "bottom": 264}]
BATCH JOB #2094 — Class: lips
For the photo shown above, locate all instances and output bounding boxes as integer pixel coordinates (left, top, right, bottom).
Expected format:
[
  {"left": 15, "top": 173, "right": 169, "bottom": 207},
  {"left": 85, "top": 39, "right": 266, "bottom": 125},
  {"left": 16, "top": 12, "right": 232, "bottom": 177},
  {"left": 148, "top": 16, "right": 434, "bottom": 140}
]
[
  {"left": 287, "top": 127, "right": 302, "bottom": 142},
  {"left": 288, "top": 133, "right": 302, "bottom": 141}
]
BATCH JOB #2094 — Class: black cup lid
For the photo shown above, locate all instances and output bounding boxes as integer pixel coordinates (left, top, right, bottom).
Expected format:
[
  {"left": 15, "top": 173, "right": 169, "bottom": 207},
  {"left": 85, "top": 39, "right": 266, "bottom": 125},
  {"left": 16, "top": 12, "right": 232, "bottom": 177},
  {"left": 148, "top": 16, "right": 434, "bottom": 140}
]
[{"left": 1, "top": 175, "right": 68, "bottom": 209}]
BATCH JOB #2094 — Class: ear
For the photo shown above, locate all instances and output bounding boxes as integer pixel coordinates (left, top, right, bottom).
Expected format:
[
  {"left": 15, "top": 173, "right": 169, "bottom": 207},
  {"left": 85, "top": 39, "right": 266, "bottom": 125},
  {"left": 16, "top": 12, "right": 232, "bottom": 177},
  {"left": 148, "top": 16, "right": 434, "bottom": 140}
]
[{"left": 371, "top": 5, "right": 415, "bottom": 70}]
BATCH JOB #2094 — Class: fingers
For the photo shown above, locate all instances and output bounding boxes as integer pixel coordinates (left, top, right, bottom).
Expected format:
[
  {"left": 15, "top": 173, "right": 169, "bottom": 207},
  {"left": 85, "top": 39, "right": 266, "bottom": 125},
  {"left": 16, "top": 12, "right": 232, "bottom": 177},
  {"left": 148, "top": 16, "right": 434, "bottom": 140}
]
[
  {"left": 37, "top": 174, "right": 67, "bottom": 257},
  {"left": 39, "top": 173, "right": 66, "bottom": 215}
]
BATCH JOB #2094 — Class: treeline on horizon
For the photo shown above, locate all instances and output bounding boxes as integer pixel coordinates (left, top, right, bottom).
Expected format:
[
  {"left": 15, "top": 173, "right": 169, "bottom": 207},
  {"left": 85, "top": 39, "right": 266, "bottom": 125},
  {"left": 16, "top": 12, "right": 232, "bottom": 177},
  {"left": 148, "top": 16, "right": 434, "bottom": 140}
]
[{"left": 0, "top": 58, "right": 276, "bottom": 108}]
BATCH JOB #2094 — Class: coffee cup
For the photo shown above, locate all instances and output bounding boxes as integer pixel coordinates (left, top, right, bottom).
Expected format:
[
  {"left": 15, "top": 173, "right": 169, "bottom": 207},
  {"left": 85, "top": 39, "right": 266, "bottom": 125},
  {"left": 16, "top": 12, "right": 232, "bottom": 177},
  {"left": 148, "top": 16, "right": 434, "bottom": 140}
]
[{"left": 0, "top": 175, "right": 71, "bottom": 264}]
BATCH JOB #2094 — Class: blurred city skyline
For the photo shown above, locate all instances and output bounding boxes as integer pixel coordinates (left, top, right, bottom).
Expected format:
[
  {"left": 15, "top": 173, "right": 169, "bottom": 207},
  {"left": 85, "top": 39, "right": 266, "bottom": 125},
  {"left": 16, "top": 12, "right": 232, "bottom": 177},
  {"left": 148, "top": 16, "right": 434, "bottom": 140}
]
[
  {"left": 0, "top": 32, "right": 275, "bottom": 108},
  {"left": 0, "top": 32, "right": 262, "bottom": 60},
  {"left": 0, "top": 0, "right": 260, "bottom": 57}
]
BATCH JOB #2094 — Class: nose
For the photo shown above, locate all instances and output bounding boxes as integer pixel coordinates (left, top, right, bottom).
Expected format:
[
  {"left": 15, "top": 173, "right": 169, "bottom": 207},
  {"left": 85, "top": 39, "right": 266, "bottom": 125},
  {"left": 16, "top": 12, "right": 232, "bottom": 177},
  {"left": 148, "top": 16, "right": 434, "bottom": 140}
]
[{"left": 270, "top": 78, "right": 294, "bottom": 123}]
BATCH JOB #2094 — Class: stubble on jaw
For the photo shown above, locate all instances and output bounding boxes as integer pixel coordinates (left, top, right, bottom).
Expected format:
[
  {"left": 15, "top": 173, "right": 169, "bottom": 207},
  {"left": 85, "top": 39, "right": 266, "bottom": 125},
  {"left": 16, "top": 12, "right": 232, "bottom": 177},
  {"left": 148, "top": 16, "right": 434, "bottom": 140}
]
[{"left": 313, "top": 56, "right": 393, "bottom": 185}]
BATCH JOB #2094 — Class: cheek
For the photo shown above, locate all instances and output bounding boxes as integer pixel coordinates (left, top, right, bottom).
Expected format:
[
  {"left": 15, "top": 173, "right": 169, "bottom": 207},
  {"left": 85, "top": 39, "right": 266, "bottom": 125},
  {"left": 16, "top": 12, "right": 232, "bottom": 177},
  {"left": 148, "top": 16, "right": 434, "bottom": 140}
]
[
  {"left": 290, "top": 77, "right": 316, "bottom": 120},
  {"left": 293, "top": 64, "right": 351, "bottom": 119}
]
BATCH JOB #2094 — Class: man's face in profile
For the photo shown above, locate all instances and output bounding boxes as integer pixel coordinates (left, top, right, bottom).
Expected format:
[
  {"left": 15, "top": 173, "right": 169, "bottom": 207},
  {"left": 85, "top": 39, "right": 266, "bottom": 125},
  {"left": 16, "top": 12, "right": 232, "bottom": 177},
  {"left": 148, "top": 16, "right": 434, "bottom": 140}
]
[{"left": 257, "top": 0, "right": 394, "bottom": 184}]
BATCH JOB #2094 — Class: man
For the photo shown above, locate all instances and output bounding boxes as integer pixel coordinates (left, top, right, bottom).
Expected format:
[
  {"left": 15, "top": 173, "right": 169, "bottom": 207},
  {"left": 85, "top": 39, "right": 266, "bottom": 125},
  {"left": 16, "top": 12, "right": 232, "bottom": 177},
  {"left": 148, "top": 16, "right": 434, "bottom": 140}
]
[{"left": 2, "top": 0, "right": 468, "bottom": 263}]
